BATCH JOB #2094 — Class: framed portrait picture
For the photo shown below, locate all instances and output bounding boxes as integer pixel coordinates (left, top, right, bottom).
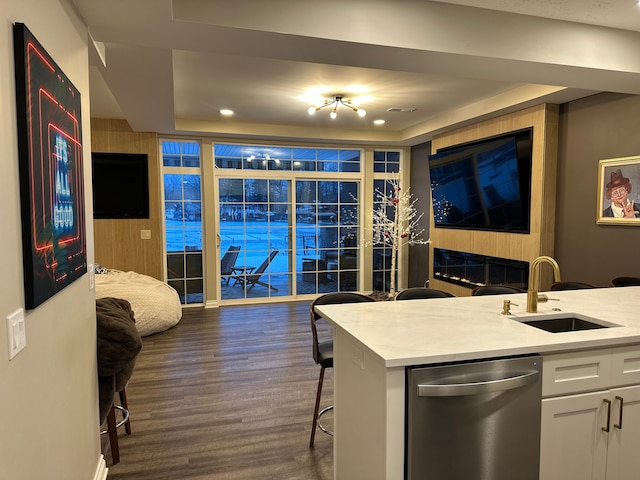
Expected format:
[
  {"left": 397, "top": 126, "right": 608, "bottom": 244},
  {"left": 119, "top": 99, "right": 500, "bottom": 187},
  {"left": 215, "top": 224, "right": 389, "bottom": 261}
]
[
  {"left": 13, "top": 23, "right": 87, "bottom": 309},
  {"left": 597, "top": 156, "right": 640, "bottom": 225}
]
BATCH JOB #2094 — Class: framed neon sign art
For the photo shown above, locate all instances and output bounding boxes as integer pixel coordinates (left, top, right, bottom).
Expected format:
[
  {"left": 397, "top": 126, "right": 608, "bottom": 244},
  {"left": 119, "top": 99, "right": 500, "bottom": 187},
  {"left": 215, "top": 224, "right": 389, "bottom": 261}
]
[{"left": 14, "top": 23, "right": 87, "bottom": 309}]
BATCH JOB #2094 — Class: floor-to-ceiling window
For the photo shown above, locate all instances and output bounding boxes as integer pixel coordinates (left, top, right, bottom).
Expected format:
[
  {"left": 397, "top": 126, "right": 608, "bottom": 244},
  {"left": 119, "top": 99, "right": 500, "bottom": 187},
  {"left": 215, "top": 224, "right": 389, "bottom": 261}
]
[
  {"left": 372, "top": 150, "right": 401, "bottom": 292},
  {"left": 159, "top": 140, "right": 407, "bottom": 304},
  {"left": 214, "top": 144, "right": 362, "bottom": 302},
  {"left": 161, "top": 140, "right": 204, "bottom": 304}
]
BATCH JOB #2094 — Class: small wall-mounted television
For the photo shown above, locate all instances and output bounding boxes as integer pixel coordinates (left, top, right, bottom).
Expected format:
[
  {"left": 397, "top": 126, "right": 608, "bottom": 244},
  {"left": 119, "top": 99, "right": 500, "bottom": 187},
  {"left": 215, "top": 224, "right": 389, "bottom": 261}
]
[
  {"left": 429, "top": 128, "right": 533, "bottom": 234},
  {"left": 91, "top": 152, "right": 150, "bottom": 219}
]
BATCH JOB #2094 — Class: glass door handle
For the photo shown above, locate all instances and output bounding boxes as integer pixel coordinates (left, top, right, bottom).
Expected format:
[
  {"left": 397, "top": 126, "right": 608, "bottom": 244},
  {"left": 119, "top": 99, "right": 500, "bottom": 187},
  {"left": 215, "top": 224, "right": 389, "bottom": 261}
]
[{"left": 417, "top": 371, "right": 539, "bottom": 397}]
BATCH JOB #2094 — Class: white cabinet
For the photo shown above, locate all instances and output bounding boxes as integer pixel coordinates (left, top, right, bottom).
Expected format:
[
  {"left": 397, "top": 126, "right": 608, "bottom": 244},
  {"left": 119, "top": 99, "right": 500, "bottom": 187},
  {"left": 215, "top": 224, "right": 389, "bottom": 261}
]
[
  {"left": 540, "top": 346, "right": 640, "bottom": 480},
  {"left": 541, "top": 390, "right": 614, "bottom": 480},
  {"left": 605, "top": 385, "right": 640, "bottom": 480}
]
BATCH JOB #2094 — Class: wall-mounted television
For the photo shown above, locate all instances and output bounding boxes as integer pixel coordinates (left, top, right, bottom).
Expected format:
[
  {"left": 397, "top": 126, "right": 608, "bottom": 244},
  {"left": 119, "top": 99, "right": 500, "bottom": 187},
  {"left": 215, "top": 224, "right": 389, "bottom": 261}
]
[
  {"left": 429, "top": 128, "right": 533, "bottom": 234},
  {"left": 91, "top": 152, "right": 150, "bottom": 219}
]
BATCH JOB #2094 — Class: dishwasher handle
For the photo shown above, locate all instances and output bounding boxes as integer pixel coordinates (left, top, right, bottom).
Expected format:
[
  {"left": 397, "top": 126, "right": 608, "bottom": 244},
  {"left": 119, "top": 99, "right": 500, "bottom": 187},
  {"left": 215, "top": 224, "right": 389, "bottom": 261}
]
[{"left": 417, "top": 370, "right": 539, "bottom": 397}]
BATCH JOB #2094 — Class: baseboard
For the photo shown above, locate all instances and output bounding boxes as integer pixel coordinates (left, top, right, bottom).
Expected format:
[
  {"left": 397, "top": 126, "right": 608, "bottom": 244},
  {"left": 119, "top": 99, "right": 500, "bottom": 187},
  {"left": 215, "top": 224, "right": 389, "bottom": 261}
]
[
  {"left": 93, "top": 455, "right": 108, "bottom": 480},
  {"left": 205, "top": 300, "right": 220, "bottom": 309}
]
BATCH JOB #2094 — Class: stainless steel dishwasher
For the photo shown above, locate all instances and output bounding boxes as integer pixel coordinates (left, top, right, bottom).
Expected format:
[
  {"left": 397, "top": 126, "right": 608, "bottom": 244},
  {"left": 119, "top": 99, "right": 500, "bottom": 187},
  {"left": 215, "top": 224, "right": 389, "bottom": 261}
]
[{"left": 406, "top": 354, "right": 542, "bottom": 480}]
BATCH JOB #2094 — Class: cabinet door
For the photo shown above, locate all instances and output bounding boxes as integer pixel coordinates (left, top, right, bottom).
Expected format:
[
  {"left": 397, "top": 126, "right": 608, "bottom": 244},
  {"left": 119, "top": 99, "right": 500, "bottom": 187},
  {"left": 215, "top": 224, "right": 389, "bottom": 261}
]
[
  {"left": 540, "top": 391, "right": 609, "bottom": 480},
  {"left": 605, "top": 385, "right": 640, "bottom": 480}
]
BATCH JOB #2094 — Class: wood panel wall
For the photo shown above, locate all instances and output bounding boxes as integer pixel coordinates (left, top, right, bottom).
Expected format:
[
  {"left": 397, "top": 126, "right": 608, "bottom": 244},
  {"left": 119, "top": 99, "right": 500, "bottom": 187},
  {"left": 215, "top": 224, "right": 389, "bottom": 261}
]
[
  {"left": 90, "top": 118, "right": 163, "bottom": 280},
  {"left": 429, "top": 104, "right": 559, "bottom": 295}
]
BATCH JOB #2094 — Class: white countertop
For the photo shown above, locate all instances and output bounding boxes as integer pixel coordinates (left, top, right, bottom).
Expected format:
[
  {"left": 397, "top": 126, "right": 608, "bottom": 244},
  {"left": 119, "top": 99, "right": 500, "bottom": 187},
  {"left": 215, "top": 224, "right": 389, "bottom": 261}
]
[{"left": 315, "top": 286, "right": 640, "bottom": 367}]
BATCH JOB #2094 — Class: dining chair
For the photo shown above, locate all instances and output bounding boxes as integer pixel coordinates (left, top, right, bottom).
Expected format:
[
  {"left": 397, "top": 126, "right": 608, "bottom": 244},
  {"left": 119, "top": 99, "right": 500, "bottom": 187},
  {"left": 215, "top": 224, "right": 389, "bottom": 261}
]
[
  {"left": 395, "top": 287, "right": 455, "bottom": 300},
  {"left": 309, "top": 292, "right": 375, "bottom": 448},
  {"left": 472, "top": 285, "right": 526, "bottom": 296},
  {"left": 610, "top": 276, "right": 640, "bottom": 287}
]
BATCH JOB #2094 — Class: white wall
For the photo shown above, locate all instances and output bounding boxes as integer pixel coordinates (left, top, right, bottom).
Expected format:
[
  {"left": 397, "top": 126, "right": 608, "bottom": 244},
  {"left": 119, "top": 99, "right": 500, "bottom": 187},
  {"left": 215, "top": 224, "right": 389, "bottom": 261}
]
[{"left": 0, "top": 1, "right": 102, "bottom": 479}]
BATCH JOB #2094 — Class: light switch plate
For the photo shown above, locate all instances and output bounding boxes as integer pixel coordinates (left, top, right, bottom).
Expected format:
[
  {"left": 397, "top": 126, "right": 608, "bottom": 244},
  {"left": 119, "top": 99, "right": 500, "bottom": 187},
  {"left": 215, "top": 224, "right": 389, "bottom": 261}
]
[
  {"left": 140, "top": 229, "right": 151, "bottom": 239},
  {"left": 6, "top": 309, "right": 26, "bottom": 360}
]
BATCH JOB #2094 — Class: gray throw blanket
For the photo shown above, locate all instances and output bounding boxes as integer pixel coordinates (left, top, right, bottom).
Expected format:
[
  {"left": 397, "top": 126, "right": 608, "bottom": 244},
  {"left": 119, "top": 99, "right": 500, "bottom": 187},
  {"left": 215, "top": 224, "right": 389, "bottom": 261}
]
[{"left": 96, "top": 297, "right": 142, "bottom": 424}]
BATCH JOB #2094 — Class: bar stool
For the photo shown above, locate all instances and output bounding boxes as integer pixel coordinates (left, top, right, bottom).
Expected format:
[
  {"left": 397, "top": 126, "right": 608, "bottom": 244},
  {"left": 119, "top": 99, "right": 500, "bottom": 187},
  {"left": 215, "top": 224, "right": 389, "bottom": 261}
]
[
  {"left": 611, "top": 276, "right": 640, "bottom": 287},
  {"left": 395, "top": 287, "right": 455, "bottom": 300},
  {"left": 97, "top": 297, "right": 142, "bottom": 464},
  {"left": 550, "top": 281, "right": 597, "bottom": 290},
  {"left": 100, "top": 387, "right": 132, "bottom": 464},
  {"left": 309, "top": 292, "right": 374, "bottom": 448},
  {"left": 472, "top": 285, "right": 526, "bottom": 295}
]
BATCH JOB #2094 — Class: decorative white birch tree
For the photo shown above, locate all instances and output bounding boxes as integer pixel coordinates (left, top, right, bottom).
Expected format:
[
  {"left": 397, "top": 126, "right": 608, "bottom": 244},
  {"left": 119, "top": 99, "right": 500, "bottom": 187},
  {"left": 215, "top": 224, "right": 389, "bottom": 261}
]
[{"left": 371, "top": 174, "right": 429, "bottom": 296}]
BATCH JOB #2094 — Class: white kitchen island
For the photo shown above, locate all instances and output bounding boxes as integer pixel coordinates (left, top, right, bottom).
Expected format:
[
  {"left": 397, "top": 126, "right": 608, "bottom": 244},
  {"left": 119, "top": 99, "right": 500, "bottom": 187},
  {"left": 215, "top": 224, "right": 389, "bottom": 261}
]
[{"left": 315, "top": 287, "right": 640, "bottom": 480}]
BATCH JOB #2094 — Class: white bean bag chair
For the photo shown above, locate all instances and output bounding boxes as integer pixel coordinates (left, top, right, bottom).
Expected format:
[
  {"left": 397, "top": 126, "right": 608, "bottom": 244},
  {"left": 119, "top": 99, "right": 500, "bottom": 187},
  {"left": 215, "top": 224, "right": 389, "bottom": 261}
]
[{"left": 95, "top": 268, "right": 182, "bottom": 337}]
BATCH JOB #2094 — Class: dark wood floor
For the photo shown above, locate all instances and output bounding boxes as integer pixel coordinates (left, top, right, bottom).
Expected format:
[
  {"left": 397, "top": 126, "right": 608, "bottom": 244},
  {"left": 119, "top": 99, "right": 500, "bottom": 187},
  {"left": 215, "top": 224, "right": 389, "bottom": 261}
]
[{"left": 103, "top": 302, "right": 333, "bottom": 479}]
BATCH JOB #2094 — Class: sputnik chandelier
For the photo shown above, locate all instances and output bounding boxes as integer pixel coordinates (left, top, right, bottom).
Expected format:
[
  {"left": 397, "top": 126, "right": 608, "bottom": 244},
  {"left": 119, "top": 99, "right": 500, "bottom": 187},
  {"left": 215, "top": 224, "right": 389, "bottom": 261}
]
[{"left": 308, "top": 94, "right": 366, "bottom": 119}]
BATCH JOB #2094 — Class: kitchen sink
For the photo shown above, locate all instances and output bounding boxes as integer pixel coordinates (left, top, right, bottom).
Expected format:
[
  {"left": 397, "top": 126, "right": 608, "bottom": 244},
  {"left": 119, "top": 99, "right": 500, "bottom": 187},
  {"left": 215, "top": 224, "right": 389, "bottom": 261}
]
[{"left": 511, "top": 313, "right": 620, "bottom": 333}]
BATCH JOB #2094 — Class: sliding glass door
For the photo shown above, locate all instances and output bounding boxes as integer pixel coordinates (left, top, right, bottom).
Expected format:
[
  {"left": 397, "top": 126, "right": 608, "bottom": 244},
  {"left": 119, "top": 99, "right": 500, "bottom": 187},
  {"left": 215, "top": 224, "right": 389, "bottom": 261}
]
[
  {"left": 218, "top": 178, "right": 291, "bottom": 300},
  {"left": 295, "top": 180, "right": 360, "bottom": 295},
  {"left": 218, "top": 177, "right": 361, "bottom": 301}
]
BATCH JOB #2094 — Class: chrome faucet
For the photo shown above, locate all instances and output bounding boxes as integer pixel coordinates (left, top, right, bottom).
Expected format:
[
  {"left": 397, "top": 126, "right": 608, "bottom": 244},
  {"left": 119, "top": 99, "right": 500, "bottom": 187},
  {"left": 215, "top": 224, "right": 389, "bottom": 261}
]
[{"left": 527, "top": 256, "right": 561, "bottom": 313}]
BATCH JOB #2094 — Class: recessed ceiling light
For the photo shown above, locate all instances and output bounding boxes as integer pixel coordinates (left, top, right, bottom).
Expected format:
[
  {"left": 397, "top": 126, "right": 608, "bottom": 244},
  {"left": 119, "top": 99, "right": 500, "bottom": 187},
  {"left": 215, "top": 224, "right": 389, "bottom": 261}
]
[
  {"left": 220, "top": 109, "right": 234, "bottom": 116},
  {"left": 374, "top": 119, "right": 386, "bottom": 125}
]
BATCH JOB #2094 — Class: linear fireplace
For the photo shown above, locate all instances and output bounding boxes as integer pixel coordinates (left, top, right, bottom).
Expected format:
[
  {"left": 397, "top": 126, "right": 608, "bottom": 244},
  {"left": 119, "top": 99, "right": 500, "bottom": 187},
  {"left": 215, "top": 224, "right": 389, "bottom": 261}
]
[{"left": 433, "top": 248, "right": 529, "bottom": 290}]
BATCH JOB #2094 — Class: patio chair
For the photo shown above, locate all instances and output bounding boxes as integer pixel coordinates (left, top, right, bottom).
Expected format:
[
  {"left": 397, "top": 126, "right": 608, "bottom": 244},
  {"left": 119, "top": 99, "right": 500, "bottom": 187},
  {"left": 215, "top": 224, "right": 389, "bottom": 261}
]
[
  {"left": 233, "top": 250, "right": 279, "bottom": 292},
  {"left": 302, "top": 235, "right": 316, "bottom": 254},
  {"left": 220, "top": 245, "right": 241, "bottom": 284}
]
